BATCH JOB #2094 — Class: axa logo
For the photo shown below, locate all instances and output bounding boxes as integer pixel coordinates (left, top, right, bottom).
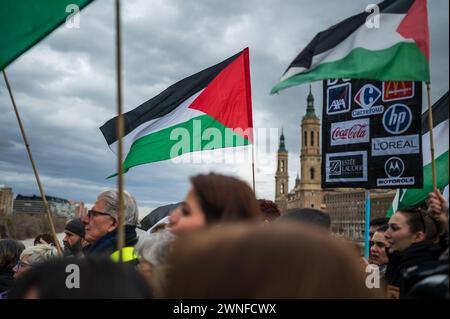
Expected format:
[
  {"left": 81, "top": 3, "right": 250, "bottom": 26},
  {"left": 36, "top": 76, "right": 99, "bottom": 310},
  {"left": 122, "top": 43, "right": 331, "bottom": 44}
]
[
  {"left": 354, "top": 84, "right": 381, "bottom": 109},
  {"left": 327, "top": 82, "right": 351, "bottom": 115},
  {"left": 384, "top": 157, "right": 404, "bottom": 178},
  {"left": 382, "top": 104, "right": 412, "bottom": 135}
]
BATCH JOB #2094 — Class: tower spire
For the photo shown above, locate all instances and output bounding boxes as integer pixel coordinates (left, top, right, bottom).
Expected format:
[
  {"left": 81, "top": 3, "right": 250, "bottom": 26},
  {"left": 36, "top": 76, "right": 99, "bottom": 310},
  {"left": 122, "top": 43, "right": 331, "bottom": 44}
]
[
  {"left": 305, "top": 84, "right": 316, "bottom": 118},
  {"left": 278, "top": 128, "right": 287, "bottom": 152}
]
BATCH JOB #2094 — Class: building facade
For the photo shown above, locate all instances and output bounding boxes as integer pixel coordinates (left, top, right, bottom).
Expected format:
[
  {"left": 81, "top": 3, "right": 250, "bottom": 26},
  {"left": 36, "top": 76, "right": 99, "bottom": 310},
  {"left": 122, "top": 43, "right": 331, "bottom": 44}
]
[
  {"left": 325, "top": 189, "right": 396, "bottom": 242},
  {"left": 14, "top": 194, "right": 75, "bottom": 218},
  {"left": 0, "top": 186, "right": 14, "bottom": 216}
]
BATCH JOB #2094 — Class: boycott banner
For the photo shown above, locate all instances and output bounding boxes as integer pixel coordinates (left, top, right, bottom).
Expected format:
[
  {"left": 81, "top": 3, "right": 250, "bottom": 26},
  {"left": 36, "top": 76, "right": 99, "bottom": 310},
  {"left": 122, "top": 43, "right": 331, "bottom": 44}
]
[{"left": 322, "top": 79, "right": 423, "bottom": 189}]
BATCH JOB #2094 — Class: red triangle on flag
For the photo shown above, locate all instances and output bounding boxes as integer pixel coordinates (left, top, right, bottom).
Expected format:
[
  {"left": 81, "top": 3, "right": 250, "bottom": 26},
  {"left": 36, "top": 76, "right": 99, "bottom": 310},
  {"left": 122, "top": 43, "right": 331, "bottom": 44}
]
[{"left": 189, "top": 48, "right": 253, "bottom": 142}]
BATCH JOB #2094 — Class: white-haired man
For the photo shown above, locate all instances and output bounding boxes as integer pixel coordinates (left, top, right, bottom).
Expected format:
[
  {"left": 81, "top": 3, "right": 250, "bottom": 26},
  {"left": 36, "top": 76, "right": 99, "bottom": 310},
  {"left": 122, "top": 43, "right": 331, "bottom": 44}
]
[{"left": 82, "top": 190, "right": 140, "bottom": 261}]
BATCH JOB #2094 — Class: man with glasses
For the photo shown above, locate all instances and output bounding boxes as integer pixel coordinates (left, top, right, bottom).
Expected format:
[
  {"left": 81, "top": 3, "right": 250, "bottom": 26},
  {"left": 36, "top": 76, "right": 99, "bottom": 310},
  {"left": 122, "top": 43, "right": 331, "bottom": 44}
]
[{"left": 82, "top": 190, "right": 140, "bottom": 260}]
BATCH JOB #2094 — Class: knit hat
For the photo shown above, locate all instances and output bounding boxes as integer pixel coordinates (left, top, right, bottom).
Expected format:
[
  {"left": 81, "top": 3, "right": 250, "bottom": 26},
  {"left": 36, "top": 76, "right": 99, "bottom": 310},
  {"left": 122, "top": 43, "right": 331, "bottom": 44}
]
[{"left": 65, "top": 218, "right": 85, "bottom": 238}]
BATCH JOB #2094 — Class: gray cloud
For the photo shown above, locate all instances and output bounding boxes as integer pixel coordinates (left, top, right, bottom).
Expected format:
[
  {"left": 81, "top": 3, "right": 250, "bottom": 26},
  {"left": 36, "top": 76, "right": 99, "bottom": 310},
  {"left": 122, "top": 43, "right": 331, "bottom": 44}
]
[{"left": 1, "top": 0, "right": 448, "bottom": 217}]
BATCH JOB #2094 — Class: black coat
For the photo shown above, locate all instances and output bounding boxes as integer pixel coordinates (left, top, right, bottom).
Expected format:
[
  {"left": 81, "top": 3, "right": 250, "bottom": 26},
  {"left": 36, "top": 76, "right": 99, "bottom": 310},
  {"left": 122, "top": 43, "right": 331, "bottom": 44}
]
[
  {"left": 84, "top": 225, "right": 138, "bottom": 257},
  {"left": 0, "top": 266, "right": 14, "bottom": 293},
  {"left": 385, "top": 241, "right": 443, "bottom": 298}
]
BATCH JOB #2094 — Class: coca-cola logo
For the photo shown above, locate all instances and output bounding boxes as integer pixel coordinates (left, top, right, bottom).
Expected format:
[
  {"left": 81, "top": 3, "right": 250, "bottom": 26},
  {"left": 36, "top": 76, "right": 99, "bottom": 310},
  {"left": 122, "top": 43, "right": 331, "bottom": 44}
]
[
  {"left": 332, "top": 124, "right": 368, "bottom": 140},
  {"left": 330, "top": 119, "right": 370, "bottom": 146}
]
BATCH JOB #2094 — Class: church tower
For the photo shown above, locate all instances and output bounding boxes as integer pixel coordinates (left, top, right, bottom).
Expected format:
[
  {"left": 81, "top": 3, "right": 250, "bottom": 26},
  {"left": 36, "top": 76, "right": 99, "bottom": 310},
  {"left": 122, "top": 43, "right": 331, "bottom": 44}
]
[
  {"left": 299, "top": 85, "right": 322, "bottom": 208},
  {"left": 275, "top": 130, "right": 288, "bottom": 212}
]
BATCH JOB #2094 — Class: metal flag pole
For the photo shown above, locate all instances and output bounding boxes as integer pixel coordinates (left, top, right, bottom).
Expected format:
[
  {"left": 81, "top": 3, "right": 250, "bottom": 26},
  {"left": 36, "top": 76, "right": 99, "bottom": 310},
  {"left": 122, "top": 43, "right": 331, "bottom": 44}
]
[
  {"left": 114, "top": 0, "right": 125, "bottom": 262},
  {"left": 364, "top": 189, "right": 371, "bottom": 260},
  {"left": 2, "top": 70, "right": 63, "bottom": 255},
  {"left": 426, "top": 82, "right": 437, "bottom": 192},
  {"left": 251, "top": 142, "right": 256, "bottom": 194}
]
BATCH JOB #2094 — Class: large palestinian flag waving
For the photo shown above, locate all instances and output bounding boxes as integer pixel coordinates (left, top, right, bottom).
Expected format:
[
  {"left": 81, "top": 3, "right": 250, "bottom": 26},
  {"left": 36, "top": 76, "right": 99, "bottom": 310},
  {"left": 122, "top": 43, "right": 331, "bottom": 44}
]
[
  {"left": 272, "top": 0, "right": 430, "bottom": 94},
  {"left": 100, "top": 48, "right": 253, "bottom": 174}
]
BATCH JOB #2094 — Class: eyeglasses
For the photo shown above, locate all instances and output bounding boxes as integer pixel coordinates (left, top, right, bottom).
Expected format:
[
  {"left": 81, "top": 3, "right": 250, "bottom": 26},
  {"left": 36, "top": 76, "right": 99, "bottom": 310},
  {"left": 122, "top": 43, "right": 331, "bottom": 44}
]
[
  {"left": 15, "top": 260, "right": 32, "bottom": 269},
  {"left": 87, "top": 209, "right": 115, "bottom": 220}
]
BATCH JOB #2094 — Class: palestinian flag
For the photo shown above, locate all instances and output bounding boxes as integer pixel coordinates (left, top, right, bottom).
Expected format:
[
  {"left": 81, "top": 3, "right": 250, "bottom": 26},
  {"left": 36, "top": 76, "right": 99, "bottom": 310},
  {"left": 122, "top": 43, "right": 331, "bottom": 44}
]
[
  {"left": 0, "top": 0, "right": 95, "bottom": 70},
  {"left": 100, "top": 48, "right": 253, "bottom": 174},
  {"left": 271, "top": 0, "right": 430, "bottom": 94},
  {"left": 387, "top": 91, "right": 449, "bottom": 217}
]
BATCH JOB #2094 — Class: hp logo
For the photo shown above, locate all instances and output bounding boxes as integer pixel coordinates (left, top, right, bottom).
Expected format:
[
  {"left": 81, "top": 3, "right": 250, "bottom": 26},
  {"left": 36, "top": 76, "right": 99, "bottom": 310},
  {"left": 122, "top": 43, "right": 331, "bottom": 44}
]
[{"left": 382, "top": 104, "right": 412, "bottom": 135}]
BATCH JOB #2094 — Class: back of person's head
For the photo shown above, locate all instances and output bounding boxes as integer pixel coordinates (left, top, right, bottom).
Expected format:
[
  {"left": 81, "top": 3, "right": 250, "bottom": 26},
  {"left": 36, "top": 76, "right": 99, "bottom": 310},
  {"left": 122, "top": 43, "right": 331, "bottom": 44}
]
[
  {"left": 190, "top": 173, "right": 261, "bottom": 224},
  {"left": 277, "top": 208, "right": 331, "bottom": 230},
  {"left": 33, "top": 234, "right": 56, "bottom": 246},
  {"left": 165, "top": 224, "right": 383, "bottom": 298},
  {"left": 257, "top": 199, "right": 281, "bottom": 222},
  {"left": 397, "top": 207, "right": 443, "bottom": 243},
  {"left": 8, "top": 257, "right": 153, "bottom": 299},
  {"left": 0, "top": 239, "right": 25, "bottom": 269},
  {"left": 20, "top": 244, "right": 59, "bottom": 266},
  {"left": 135, "top": 230, "right": 175, "bottom": 268},
  {"left": 97, "top": 189, "right": 139, "bottom": 226},
  {"left": 370, "top": 217, "right": 390, "bottom": 228}
]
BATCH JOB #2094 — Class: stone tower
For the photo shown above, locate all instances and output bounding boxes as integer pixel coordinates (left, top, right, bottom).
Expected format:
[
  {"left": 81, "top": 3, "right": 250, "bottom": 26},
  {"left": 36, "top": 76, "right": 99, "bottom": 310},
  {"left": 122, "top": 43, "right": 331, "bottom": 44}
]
[
  {"left": 275, "top": 130, "right": 288, "bottom": 212},
  {"left": 299, "top": 85, "right": 323, "bottom": 209}
]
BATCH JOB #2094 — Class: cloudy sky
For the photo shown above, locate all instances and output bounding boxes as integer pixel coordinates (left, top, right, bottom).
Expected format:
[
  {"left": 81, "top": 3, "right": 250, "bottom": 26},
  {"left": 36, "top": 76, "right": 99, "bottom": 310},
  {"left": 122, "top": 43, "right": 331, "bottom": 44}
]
[{"left": 0, "top": 0, "right": 448, "bottom": 217}]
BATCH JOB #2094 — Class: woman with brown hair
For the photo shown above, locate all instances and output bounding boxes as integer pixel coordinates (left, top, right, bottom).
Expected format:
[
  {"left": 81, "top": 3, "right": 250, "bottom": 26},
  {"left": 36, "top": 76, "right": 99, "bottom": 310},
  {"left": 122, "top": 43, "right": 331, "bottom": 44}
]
[
  {"left": 164, "top": 223, "right": 384, "bottom": 299},
  {"left": 384, "top": 207, "right": 445, "bottom": 298},
  {"left": 169, "top": 173, "right": 261, "bottom": 235}
]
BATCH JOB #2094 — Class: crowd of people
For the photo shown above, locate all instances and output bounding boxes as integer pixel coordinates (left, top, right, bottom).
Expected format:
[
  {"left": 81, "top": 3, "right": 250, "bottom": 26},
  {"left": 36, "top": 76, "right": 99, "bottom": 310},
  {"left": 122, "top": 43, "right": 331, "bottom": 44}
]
[{"left": 0, "top": 173, "right": 448, "bottom": 299}]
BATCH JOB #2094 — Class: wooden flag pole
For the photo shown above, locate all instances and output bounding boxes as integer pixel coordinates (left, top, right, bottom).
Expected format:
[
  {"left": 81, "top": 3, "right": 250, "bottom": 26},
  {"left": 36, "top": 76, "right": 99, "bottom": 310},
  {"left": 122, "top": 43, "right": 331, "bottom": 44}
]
[
  {"left": 426, "top": 82, "right": 437, "bottom": 192},
  {"left": 2, "top": 70, "right": 63, "bottom": 255},
  {"left": 114, "top": 0, "right": 125, "bottom": 262}
]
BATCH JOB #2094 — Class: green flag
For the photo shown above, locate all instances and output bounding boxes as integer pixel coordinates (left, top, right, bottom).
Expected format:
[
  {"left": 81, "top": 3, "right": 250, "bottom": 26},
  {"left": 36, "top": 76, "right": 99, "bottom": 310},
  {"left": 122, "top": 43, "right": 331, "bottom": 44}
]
[
  {"left": 272, "top": 0, "right": 430, "bottom": 94},
  {"left": 0, "top": 0, "right": 94, "bottom": 71}
]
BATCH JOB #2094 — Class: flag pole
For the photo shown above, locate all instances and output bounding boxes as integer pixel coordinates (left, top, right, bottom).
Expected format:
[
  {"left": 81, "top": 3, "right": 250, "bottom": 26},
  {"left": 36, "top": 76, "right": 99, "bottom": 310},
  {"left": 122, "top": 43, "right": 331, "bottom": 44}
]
[
  {"left": 364, "top": 189, "right": 371, "bottom": 260},
  {"left": 2, "top": 70, "right": 63, "bottom": 255},
  {"left": 426, "top": 82, "right": 437, "bottom": 192},
  {"left": 251, "top": 142, "right": 256, "bottom": 194},
  {"left": 114, "top": 0, "right": 125, "bottom": 262}
]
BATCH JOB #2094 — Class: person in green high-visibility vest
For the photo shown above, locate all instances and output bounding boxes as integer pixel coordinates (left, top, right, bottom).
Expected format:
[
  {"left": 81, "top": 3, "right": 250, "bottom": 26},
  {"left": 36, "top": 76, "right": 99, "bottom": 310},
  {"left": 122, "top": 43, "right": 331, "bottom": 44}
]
[{"left": 82, "top": 190, "right": 139, "bottom": 259}]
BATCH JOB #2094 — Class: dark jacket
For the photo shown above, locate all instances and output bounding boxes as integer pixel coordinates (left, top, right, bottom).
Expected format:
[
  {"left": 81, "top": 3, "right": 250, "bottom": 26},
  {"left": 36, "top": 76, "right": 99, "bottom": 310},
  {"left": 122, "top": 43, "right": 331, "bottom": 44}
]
[
  {"left": 84, "top": 225, "right": 138, "bottom": 257},
  {"left": 404, "top": 256, "right": 449, "bottom": 299},
  {"left": 385, "top": 241, "right": 443, "bottom": 298},
  {"left": 0, "top": 266, "right": 14, "bottom": 293}
]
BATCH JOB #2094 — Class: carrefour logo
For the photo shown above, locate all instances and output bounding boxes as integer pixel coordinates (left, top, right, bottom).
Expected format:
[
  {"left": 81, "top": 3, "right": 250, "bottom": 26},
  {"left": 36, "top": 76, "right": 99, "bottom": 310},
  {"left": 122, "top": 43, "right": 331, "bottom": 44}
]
[
  {"left": 382, "top": 104, "right": 412, "bottom": 135},
  {"left": 354, "top": 84, "right": 381, "bottom": 109},
  {"left": 352, "top": 84, "right": 384, "bottom": 118}
]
